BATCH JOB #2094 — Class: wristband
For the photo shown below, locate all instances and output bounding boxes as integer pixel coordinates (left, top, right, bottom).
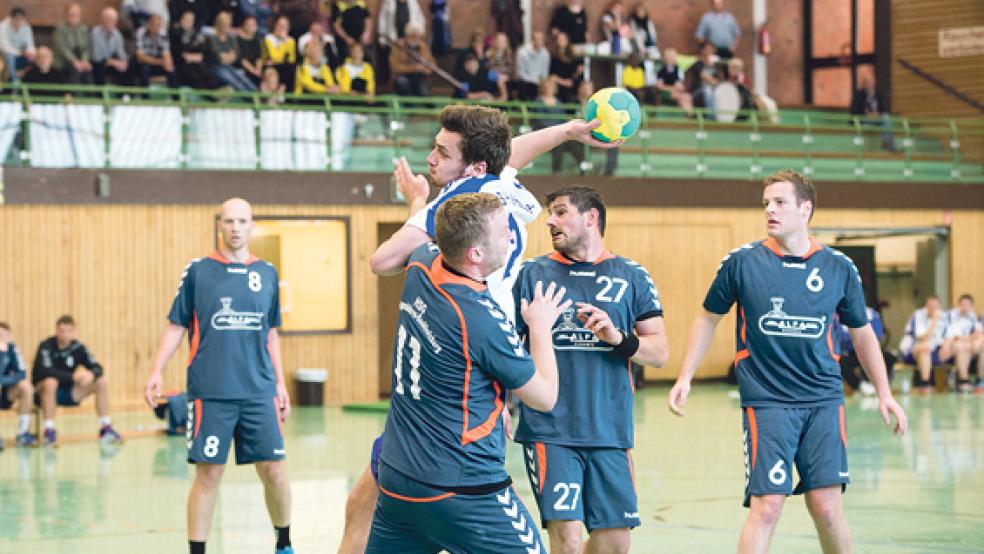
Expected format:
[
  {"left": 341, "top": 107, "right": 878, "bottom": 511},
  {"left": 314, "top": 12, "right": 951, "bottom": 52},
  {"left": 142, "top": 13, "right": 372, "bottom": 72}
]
[{"left": 611, "top": 330, "right": 640, "bottom": 359}]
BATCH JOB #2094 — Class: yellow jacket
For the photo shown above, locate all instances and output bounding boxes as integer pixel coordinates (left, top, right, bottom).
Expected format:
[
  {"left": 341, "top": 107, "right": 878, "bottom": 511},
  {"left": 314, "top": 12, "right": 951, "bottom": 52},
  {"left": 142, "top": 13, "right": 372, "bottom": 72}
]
[
  {"left": 335, "top": 59, "right": 375, "bottom": 95},
  {"left": 263, "top": 34, "right": 296, "bottom": 64},
  {"left": 295, "top": 63, "right": 337, "bottom": 93}
]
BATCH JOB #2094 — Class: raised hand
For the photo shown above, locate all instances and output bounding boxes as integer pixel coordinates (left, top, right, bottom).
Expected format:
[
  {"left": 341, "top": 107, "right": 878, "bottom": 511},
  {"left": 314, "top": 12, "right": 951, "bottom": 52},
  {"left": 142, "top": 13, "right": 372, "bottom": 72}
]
[{"left": 521, "top": 281, "right": 571, "bottom": 332}]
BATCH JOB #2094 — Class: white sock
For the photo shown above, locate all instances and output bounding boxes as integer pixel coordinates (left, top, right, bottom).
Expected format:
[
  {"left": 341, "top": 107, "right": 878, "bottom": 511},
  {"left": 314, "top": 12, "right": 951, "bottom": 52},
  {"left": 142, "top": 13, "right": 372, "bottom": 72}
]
[
  {"left": 99, "top": 416, "right": 111, "bottom": 427},
  {"left": 18, "top": 414, "right": 31, "bottom": 434},
  {"left": 44, "top": 419, "right": 56, "bottom": 431}
]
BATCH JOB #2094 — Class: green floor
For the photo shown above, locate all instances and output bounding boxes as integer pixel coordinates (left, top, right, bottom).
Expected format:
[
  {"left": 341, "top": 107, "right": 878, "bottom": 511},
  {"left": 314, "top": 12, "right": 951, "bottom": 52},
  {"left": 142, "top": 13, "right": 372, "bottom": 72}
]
[{"left": 1, "top": 384, "right": 982, "bottom": 553}]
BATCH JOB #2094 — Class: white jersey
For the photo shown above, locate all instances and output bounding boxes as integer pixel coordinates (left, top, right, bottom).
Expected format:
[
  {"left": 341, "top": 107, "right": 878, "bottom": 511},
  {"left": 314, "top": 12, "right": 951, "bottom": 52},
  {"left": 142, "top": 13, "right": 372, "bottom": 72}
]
[
  {"left": 899, "top": 307, "right": 949, "bottom": 355},
  {"left": 406, "top": 166, "right": 541, "bottom": 322},
  {"left": 946, "top": 308, "right": 982, "bottom": 338}
]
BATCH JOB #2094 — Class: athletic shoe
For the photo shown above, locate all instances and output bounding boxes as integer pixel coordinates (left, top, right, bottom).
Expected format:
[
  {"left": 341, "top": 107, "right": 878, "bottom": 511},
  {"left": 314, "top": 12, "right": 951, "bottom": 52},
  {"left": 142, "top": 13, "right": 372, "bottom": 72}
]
[
  {"left": 859, "top": 381, "right": 876, "bottom": 396},
  {"left": 43, "top": 428, "right": 57, "bottom": 447},
  {"left": 99, "top": 425, "right": 123, "bottom": 445},
  {"left": 275, "top": 547, "right": 294, "bottom": 554},
  {"left": 15, "top": 432, "right": 38, "bottom": 447}
]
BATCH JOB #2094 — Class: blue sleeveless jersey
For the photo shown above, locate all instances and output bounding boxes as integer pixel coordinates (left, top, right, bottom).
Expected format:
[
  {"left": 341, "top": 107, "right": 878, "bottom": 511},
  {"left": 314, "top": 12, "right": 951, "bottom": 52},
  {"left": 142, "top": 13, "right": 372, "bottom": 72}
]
[
  {"left": 703, "top": 238, "right": 868, "bottom": 407},
  {"left": 379, "top": 244, "right": 537, "bottom": 488},
  {"left": 512, "top": 251, "right": 663, "bottom": 449},
  {"left": 168, "top": 251, "right": 281, "bottom": 400}
]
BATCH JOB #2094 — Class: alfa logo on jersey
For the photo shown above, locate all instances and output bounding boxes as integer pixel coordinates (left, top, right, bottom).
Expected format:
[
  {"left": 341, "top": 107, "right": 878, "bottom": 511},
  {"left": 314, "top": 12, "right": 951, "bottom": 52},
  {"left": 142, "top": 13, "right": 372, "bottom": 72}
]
[
  {"left": 758, "top": 297, "right": 825, "bottom": 339},
  {"left": 552, "top": 308, "right": 608, "bottom": 351},
  {"left": 210, "top": 297, "right": 264, "bottom": 331}
]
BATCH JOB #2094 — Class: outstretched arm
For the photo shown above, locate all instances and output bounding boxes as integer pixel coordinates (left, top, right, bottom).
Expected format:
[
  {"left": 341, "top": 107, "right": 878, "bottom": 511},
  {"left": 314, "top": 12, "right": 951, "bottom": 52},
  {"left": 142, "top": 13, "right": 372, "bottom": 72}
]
[
  {"left": 508, "top": 119, "right": 621, "bottom": 171},
  {"left": 668, "top": 309, "right": 724, "bottom": 416}
]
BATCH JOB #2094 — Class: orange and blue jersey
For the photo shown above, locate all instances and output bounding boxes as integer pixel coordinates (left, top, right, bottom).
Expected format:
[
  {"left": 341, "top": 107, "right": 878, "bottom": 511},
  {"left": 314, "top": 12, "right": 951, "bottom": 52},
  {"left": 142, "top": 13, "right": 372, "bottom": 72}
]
[
  {"left": 704, "top": 238, "right": 868, "bottom": 407},
  {"left": 512, "top": 250, "right": 663, "bottom": 449},
  {"left": 378, "top": 243, "right": 536, "bottom": 489},
  {"left": 168, "top": 251, "right": 281, "bottom": 400}
]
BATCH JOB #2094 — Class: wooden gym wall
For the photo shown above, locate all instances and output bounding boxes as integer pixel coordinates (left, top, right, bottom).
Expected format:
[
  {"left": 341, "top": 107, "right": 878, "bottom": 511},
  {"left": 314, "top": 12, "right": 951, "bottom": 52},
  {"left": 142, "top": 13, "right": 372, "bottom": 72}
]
[{"left": 2, "top": 202, "right": 981, "bottom": 410}]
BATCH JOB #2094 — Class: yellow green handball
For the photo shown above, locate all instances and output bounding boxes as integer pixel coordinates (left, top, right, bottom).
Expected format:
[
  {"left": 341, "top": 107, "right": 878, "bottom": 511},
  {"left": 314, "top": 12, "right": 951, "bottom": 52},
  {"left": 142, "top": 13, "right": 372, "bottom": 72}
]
[{"left": 584, "top": 87, "right": 642, "bottom": 143}]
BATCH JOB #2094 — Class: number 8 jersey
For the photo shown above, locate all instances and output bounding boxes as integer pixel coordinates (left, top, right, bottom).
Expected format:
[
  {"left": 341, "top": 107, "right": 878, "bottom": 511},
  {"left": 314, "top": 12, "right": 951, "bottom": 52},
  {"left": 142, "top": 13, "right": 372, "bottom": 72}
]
[
  {"left": 512, "top": 250, "right": 663, "bottom": 449},
  {"left": 168, "top": 251, "right": 281, "bottom": 401},
  {"left": 703, "top": 238, "right": 868, "bottom": 407}
]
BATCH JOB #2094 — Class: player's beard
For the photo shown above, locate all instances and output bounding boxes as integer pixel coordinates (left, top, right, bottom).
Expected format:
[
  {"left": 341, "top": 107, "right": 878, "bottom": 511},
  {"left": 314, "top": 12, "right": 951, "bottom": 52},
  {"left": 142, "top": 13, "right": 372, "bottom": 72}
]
[{"left": 552, "top": 230, "right": 585, "bottom": 257}]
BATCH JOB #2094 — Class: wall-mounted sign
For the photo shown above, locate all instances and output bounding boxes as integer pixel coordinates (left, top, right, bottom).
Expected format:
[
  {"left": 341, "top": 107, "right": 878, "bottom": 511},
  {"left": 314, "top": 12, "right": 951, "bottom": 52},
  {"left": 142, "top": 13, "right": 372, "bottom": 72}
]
[{"left": 939, "top": 27, "right": 984, "bottom": 58}]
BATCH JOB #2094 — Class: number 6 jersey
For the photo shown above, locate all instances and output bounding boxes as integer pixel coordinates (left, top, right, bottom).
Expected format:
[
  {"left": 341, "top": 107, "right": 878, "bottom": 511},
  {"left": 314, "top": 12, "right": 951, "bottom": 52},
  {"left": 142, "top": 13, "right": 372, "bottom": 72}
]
[
  {"left": 512, "top": 250, "right": 663, "bottom": 449},
  {"left": 703, "top": 238, "right": 868, "bottom": 408},
  {"left": 168, "top": 251, "right": 281, "bottom": 401}
]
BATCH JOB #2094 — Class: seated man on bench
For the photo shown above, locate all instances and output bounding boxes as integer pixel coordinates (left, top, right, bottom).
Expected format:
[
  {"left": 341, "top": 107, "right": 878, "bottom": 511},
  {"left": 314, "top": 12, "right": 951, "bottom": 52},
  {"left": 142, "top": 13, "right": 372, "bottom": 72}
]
[
  {"left": 899, "top": 296, "right": 953, "bottom": 391},
  {"left": 31, "top": 315, "right": 122, "bottom": 447},
  {"left": 0, "top": 321, "right": 37, "bottom": 448},
  {"left": 946, "top": 293, "right": 982, "bottom": 393}
]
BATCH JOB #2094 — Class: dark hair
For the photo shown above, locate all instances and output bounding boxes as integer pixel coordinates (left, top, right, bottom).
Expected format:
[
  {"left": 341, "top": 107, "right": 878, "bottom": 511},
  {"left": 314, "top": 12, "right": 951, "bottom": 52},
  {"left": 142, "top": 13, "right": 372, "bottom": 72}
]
[
  {"left": 56, "top": 315, "right": 75, "bottom": 327},
  {"left": 11, "top": 7, "right": 25, "bottom": 17},
  {"left": 438, "top": 105, "right": 512, "bottom": 176},
  {"left": 958, "top": 293, "right": 974, "bottom": 303},
  {"left": 546, "top": 186, "right": 607, "bottom": 236},
  {"left": 763, "top": 169, "right": 817, "bottom": 220},
  {"left": 0, "top": 321, "right": 10, "bottom": 331},
  {"left": 435, "top": 193, "right": 503, "bottom": 262}
]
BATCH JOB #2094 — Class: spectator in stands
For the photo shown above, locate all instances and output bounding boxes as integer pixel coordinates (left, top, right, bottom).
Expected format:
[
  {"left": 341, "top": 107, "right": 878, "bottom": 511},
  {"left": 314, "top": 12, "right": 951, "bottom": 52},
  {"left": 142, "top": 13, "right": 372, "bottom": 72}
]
[
  {"left": 263, "top": 15, "right": 297, "bottom": 91},
  {"left": 259, "top": 66, "right": 286, "bottom": 104},
  {"left": 22, "top": 46, "right": 73, "bottom": 91},
  {"left": 453, "top": 31, "right": 488, "bottom": 84},
  {"left": 549, "top": 31, "right": 583, "bottom": 104},
  {"left": 295, "top": 38, "right": 339, "bottom": 95},
  {"left": 336, "top": 42, "right": 375, "bottom": 96},
  {"left": 656, "top": 47, "right": 693, "bottom": 113},
  {"left": 0, "top": 7, "right": 36, "bottom": 83},
  {"left": 123, "top": 0, "right": 168, "bottom": 31},
  {"left": 531, "top": 76, "right": 584, "bottom": 173},
  {"left": 208, "top": 11, "right": 257, "bottom": 91},
  {"left": 299, "top": 21, "right": 341, "bottom": 71},
  {"left": 390, "top": 22, "right": 433, "bottom": 97},
  {"left": 331, "top": 0, "right": 372, "bottom": 61},
  {"left": 485, "top": 32, "right": 515, "bottom": 97},
  {"left": 900, "top": 296, "right": 954, "bottom": 391},
  {"left": 549, "top": 0, "right": 588, "bottom": 46},
  {"left": 629, "top": 2, "right": 659, "bottom": 58},
  {"left": 54, "top": 3, "right": 93, "bottom": 85},
  {"left": 376, "top": 0, "right": 424, "bottom": 86},
  {"left": 946, "top": 294, "right": 982, "bottom": 393},
  {"left": 237, "top": 16, "right": 264, "bottom": 86},
  {"left": 836, "top": 306, "right": 895, "bottom": 396},
  {"left": 239, "top": 0, "right": 273, "bottom": 35},
  {"left": 91, "top": 7, "right": 131, "bottom": 86},
  {"left": 600, "top": 0, "right": 631, "bottom": 54},
  {"left": 171, "top": 10, "right": 212, "bottom": 89},
  {"left": 622, "top": 51, "right": 655, "bottom": 104},
  {"left": 514, "top": 30, "right": 550, "bottom": 101},
  {"left": 0, "top": 322, "right": 38, "bottom": 449},
  {"left": 32, "top": 315, "right": 122, "bottom": 447},
  {"left": 695, "top": 0, "right": 740, "bottom": 59},
  {"left": 850, "top": 72, "right": 895, "bottom": 151},
  {"left": 456, "top": 52, "right": 505, "bottom": 101},
  {"left": 725, "top": 57, "right": 755, "bottom": 116},
  {"left": 136, "top": 14, "right": 178, "bottom": 88},
  {"left": 169, "top": 0, "right": 208, "bottom": 33},
  {"left": 685, "top": 40, "right": 720, "bottom": 116}
]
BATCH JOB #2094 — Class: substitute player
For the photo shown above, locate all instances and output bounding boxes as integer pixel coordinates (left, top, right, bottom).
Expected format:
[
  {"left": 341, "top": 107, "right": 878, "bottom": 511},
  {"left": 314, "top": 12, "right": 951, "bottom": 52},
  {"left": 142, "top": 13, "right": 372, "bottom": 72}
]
[
  {"left": 144, "top": 198, "right": 294, "bottom": 554},
  {"left": 367, "top": 192, "right": 570, "bottom": 553},
  {"left": 513, "top": 186, "right": 668, "bottom": 554},
  {"left": 0, "top": 322, "right": 37, "bottom": 449},
  {"left": 668, "top": 170, "right": 907, "bottom": 553},
  {"left": 340, "top": 105, "right": 618, "bottom": 553}
]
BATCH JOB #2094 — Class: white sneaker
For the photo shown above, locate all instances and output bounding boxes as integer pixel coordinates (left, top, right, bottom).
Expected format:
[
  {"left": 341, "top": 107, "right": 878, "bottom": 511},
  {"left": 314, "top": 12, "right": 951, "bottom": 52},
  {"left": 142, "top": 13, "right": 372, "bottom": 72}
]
[{"left": 859, "top": 381, "right": 876, "bottom": 396}]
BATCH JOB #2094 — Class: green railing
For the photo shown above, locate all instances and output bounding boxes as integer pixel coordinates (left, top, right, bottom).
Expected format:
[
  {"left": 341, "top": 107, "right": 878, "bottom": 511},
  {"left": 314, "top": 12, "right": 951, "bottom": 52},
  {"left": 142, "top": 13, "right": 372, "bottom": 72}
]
[{"left": 1, "top": 82, "right": 982, "bottom": 182}]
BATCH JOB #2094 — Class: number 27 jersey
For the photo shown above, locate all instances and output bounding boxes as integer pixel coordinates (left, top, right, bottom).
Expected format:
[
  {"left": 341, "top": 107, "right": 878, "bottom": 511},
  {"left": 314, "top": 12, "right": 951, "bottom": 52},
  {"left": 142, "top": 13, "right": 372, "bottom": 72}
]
[{"left": 168, "top": 251, "right": 281, "bottom": 400}]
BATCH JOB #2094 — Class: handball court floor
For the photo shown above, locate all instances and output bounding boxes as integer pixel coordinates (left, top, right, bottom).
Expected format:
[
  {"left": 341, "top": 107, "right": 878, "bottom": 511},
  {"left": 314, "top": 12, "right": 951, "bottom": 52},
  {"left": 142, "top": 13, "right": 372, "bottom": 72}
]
[{"left": 0, "top": 384, "right": 982, "bottom": 553}]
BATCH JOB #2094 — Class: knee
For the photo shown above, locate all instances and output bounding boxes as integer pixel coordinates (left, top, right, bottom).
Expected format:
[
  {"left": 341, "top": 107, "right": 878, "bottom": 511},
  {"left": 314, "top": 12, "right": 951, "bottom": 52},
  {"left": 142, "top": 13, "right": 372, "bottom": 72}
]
[
  {"left": 39, "top": 378, "right": 59, "bottom": 394},
  {"left": 750, "top": 496, "right": 784, "bottom": 528},
  {"left": 257, "top": 461, "right": 289, "bottom": 487},
  {"left": 955, "top": 339, "right": 971, "bottom": 354},
  {"left": 807, "top": 498, "right": 842, "bottom": 530},
  {"left": 195, "top": 465, "right": 225, "bottom": 490},
  {"left": 594, "top": 531, "right": 631, "bottom": 554},
  {"left": 552, "top": 526, "right": 583, "bottom": 554},
  {"left": 16, "top": 379, "right": 33, "bottom": 397}
]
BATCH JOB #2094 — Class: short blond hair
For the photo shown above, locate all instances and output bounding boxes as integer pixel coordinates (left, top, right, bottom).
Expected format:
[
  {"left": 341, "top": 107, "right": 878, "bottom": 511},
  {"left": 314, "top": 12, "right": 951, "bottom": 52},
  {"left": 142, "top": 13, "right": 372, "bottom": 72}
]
[{"left": 435, "top": 193, "right": 503, "bottom": 262}]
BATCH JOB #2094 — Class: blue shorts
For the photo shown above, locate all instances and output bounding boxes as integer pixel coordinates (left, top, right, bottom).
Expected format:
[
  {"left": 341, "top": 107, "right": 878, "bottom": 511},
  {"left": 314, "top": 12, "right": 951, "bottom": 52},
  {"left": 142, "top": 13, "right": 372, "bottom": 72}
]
[
  {"left": 33, "top": 384, "right": 79, "bottom": 407},
  {"left": 186, "top": 397, "right": 285, "bottom": 465},
  {"left": 521, "top": 442, "right": 640, "bottom": 531},
  {"left": 742, "top": 404, "right": 849, "bottom": 508},
  {"left": 0, "top": 384, "right": 15, "bottom": 410},
  {"left": 366, "top": 463, "right": 545, "bottom": 554}
]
